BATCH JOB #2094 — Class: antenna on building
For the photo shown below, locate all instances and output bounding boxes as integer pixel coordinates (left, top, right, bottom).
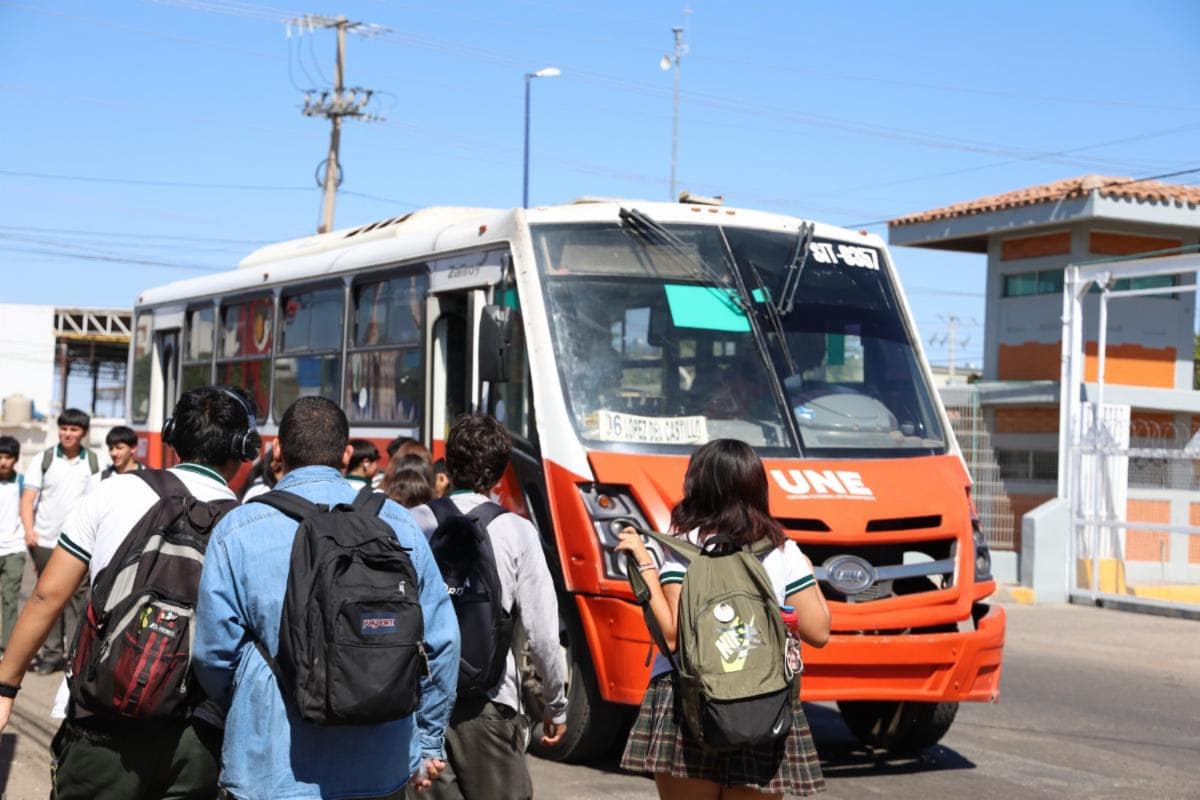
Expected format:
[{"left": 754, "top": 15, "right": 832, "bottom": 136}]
[{"left": 928, "top": 315, "right": 977, "bottom": 379}]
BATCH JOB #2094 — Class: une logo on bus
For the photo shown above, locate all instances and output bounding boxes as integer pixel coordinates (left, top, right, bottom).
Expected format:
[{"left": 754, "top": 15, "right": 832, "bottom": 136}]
[{"left": 769, "top": 468, "right": 875, "bottom": 500}]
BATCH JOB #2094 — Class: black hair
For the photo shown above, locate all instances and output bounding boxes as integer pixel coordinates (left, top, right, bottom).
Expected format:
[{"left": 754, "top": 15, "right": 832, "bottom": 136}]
[
  {"left": 105, "top": 426, "right": 138, "bottom": 448},
  {"left": 444, "top": 414, "right": 511, "bottom": 495},
  {"left": 670, "top": 438, "right": 785, "bottom": 548},
  {"left": 58, "top": 408, "right": 90, "bottom": 430},
  {"left": 347, "top": 438, "right": 380, "bottom": 473},
  {"left": 380, "top": 454, "right": 436, "bottom": 508},
  {"left": 0, "top": 436, "right": 19, "bottom": 458},
  {"left": 169, "top": 385, "right": 255, "bottom": 466},
  {"left": 386, "top": 436, "right": 417, "bottom": 459},
  {"left": 278, "top": 396, "right": 349, "bottom": 471},
  {"left": 432, "top": 458, "right": 448, "bottom": 477}
]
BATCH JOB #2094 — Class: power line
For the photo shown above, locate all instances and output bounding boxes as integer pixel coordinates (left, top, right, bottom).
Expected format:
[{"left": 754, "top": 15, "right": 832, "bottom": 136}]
[{"left": 0, "top": 168, "right": 313, "bottom": 192}]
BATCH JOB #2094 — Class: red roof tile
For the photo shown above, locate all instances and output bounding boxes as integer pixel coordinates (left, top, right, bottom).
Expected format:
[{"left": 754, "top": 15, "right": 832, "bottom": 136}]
[{"left": 889, "top": 174, "right": 1200, "bottom": 227}]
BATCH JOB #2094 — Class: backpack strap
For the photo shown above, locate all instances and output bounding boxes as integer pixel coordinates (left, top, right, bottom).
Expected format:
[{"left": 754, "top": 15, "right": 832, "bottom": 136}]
[
  {"left": 624, "top": 551, "right": 681, "bottom": 672},
  {"left": 467, "top": 501, "right": 509, "bottom": 530},
  {"left": 427, "top": 496, "right": 460, "bottom": 527},
  {"left": 640, "top": 529, "right": 701, "bottom": 564},
  {"left": 350, "top": 485, "right": 387, "bottom": 517},
  {"left": 748, "top": 538, "right": 778, "bottom": 557},
  {"left": 86, "top": 449, "right": 99, "bottom": 475},
  {"left": 249, "top": 489, "right": 324, "bottom": 521},
  {"left": 132, "top": 468, "right": 191, "bottom": 499},
  {"left": 41, "top": 447, "right": 53, "bottom": 475}
]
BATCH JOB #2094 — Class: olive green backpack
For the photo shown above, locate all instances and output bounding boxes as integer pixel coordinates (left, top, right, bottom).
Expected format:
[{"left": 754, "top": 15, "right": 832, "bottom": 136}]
[{"left": 628, "top": 530, "right": 794, "bottom": 749}]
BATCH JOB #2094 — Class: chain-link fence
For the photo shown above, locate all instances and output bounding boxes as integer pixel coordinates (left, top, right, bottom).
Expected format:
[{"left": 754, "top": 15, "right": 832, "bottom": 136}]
[{"left": 940, "top": 385, "right": 1016, "bottom": 551}]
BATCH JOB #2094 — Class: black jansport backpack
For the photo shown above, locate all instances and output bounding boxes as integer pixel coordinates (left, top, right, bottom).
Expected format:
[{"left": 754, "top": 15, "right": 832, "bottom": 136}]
[
  {"left": 427, "top": 497, "right": 514, "bottom": 695},
  {"left": 68, "top": 470, "right": 235, "bottom": 721},
  {"left": 250, "top": 486, "right": 427, "bottom": 725}
]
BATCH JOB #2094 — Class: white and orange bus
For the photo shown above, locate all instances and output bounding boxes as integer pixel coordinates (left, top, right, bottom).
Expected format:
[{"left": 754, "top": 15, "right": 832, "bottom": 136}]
[{"left": 128, "top": 197, "right": 1004, "bottom": 758}]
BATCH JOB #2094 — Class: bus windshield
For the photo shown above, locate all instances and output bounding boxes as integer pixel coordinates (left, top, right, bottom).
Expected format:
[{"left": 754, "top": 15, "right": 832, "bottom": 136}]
[{"left": 532, "top": 221, "right": 945, "bottom": 457}]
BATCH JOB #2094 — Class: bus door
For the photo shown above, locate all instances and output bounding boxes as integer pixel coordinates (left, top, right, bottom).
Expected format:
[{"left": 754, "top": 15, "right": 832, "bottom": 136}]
[
  {"left": 426, "top": 289, "right": 476, "bottom": 449},
  {"left": 154, "top": 328, "right": 179, "bottom": 466}
]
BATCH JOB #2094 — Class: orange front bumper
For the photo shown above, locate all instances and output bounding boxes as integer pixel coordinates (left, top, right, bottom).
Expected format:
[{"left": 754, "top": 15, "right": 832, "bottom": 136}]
[
  {"left": 801, "top": 602, "right": 1005, "bottom": 703},
  {"left": 577, "top": 595, "right": 1004, "bottom": 707}
]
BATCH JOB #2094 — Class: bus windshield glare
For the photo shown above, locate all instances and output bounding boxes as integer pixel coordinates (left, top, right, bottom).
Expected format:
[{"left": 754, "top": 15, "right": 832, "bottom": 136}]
[{"left": 532, "top": 221, "right": 945, "bottom": 458}]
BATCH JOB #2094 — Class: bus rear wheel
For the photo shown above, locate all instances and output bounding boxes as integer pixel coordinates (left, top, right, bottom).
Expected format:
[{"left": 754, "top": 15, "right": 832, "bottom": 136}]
[
  {"left": 519, "top": 610, "right": 634, "bottom": 763},
  {"left": 837, "top": 700, "right": 958, "bottom": 756}
]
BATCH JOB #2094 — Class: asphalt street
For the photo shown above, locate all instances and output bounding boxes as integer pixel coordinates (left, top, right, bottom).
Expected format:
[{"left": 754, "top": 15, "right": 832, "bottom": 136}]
[{"left": 1, "top": 598, "right": 1197, "bottom": 799}]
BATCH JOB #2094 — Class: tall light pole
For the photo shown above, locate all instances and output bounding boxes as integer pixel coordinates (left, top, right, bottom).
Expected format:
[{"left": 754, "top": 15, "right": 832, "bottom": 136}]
[
  {"left": 660, "top": 25, "right": 688, "bottom": 201},
  {"left": 523, "top": 66, "right": 560, "bottom": 208}
]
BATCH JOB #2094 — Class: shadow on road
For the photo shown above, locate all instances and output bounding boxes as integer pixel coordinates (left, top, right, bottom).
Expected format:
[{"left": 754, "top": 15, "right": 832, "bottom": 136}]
[
  {"left": 805, "top": 704, "right": 976, "bottom": 778},
  {"left": 0, "top": 732, "right": 16, "bottom": 795}
]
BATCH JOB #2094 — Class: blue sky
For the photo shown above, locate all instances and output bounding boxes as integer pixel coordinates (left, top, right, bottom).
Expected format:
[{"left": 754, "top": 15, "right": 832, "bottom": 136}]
[{"left": 2, "top": 0, "right": 1198, "bottom": 370}]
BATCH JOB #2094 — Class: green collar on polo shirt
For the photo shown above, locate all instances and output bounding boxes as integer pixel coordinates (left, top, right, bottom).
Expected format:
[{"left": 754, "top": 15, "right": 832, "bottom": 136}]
[
  {"left": 175, "top": 463, "right": 229, "bottom": 487},
  {"left": 449, "top": 489, "right": 475, "bottom": 496},
  {"left": 346, "top": 474, "right": 372, "bottom": 486},
  {"left": 55, "top": 444, "right": 86, "bottom": 460}
]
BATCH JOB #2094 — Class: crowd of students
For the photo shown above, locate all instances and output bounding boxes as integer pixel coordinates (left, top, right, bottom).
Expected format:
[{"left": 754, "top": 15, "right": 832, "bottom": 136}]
[{"left": 0, "top": 385, "right": 830, "bottom": 800}]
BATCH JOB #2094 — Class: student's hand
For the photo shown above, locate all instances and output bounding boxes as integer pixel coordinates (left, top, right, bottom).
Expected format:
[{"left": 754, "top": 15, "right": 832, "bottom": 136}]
[
  {"left": 614, "top": 527, "right": 651, "bottom": 566},
  {"left": 0, "top": 696, "right": 12, "bottom": 734},
  {"left": 541, "top": 716, "right": 567, "bottom": 746},
  {"left": 409, "top": 757, "right": 445, "bottom": 792},
  {"left": 23, "top": 528, "right": 37, "bottom": 549}
]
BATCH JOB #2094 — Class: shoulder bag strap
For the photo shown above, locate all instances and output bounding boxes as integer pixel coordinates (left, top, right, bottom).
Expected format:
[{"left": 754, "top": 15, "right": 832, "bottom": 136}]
[
  {"left": 468, "top": 501, "right": 509, "bottom": 530},
  {"left": 132, "top": 468, "right": 192, "bottom": 500},
  {"left": 350, "top": 485, "right": 387, "bottom": 517},
  {"left": 427, "top": 496, "right": 462, "bottom": 527},
  {"left": 249, "top": 489, "right": 322, "bottom": 522},
  {"left": 640, "top": 528, "right": 700, "bottom": 565}
]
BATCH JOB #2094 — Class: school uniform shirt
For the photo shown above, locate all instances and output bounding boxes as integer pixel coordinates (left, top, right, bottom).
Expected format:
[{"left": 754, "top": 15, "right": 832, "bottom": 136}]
[
  {"left": 409, "top": 492, "right": 570, "bottom": 725},
  {"left": 650, "top": 530, "right": 816, "bottom": 679},
  {"left": 344, "top": 474, "right": 373, "bottom": 493},
  {"left": 0, "top": 474, "right": 24, "bottom": 557},
  {"left": 23, "top": 446, "right": 102, "bottom": 550},
  {"left": 88, "top": 461, "right": 145, "bottom": 491},
  {"left": 51, "top": 463, "right": 237, "bottom": 719},
  {"left": 241, "top": 478, "right": 270, "bottom": 501}
]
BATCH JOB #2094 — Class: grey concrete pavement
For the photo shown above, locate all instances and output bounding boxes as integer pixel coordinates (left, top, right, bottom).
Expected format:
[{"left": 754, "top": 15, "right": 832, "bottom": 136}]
[{"left": 1, "top": 598, "right": 1197, "bottom": 799}]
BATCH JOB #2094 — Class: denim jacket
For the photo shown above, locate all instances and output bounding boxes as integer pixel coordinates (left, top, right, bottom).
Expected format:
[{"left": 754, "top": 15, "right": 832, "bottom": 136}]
[{"left": 194, "top": 467, "right": 460, "bottom": 800}]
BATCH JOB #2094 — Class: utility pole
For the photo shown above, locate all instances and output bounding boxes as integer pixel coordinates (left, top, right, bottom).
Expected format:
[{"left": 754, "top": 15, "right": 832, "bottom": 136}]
[
  {"left": 288, "top": 14, "right": 386, "bottom": 234},
  {"left": 929, "top": 315, "right": 975, "bottom": 380},
  {"left": 660, "top": 16, "right": 689, "bottom": 201}
]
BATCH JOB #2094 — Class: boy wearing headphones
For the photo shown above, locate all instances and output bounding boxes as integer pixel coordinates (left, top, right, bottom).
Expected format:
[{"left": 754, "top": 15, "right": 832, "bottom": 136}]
[{"left": 0, "top": 385, "right": 257, "bottom": 800}]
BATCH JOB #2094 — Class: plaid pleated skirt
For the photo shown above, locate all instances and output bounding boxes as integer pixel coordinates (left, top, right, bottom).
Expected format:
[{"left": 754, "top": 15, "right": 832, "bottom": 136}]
[{"left": 619, "top": 673, "right": 825, "bottom": 796}]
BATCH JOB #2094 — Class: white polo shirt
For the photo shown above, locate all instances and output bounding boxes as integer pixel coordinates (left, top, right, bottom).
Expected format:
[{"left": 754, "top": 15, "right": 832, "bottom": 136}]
[
  {"left": 53, "top": 463, "right": 237, "bottom": 719},
  {"left": 24, "top": 447, "right": 102, "bottom": 549},
  {"left": 0, "top": 474, "right": 24, "bottom": 557}
]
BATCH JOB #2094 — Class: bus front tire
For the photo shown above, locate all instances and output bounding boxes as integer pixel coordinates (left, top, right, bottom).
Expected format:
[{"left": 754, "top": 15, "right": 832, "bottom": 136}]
[{"left": 837, "top": 700, "right": 958, "bottom": 756}]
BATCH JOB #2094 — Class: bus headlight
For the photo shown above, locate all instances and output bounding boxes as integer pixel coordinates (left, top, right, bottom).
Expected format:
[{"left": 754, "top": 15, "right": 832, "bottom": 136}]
[
  {"left": 972, "top": 517, "right": 993, "bottom": 582},
  {"left": 577, "top": 484, "right": 662, "bottom": 579}
]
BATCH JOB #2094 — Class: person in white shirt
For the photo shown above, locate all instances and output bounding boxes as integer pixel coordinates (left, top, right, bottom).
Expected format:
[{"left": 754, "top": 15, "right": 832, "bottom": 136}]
[
  {"left": 19, "top": 408, "right": 101, "bottom": 673},
  {"left": 241, "top": 444, "right": 283, "bottom": 501},
  {"left": 0, "top": 385, "right": 253, "bottom": 800},
  {"left": 0, "top": 436, "right": 26, "bottom": 656}
]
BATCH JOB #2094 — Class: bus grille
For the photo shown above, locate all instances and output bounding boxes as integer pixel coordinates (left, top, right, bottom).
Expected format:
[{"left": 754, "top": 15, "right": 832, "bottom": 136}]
[{"left": 804, "top": 538, "right": 956, "bottom": 603}]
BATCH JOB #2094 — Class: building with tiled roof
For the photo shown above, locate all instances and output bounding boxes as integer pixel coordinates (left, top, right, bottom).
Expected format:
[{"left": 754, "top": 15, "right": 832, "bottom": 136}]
[{"left": 890, "top": 174, "right": 1200, "bottom": 588}]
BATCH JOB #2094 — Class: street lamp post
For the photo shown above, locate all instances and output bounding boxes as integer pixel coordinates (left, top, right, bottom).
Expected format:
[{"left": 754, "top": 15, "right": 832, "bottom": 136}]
[{"left": 523, "top": 66, "right": 560, "bottom": 209}]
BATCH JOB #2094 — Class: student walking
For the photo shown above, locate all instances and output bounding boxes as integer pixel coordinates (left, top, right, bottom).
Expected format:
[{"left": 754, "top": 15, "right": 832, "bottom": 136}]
[
  {"left": 380, "top": 454, "right": 436, "bottom": 508},
  {"left": 96, "top": 425, "right": 144, "bottom": 481},
  {"left": 0, "top": 437, "right": 25, "bottom": 657},
  {"left": 0, "top": 386, "right": 251, "bottom": 799},
  {"left": 615, "top": 438, "right": 830, "bottom": 799},
  {"left": 19, "top": 408, "right": 100, "bottom": 674},
  {"left": 406, "top": 414, "right": 568, "bottom": 800},
  {"left": 193, "top": 396, "right": 460, "bottom": 800}
]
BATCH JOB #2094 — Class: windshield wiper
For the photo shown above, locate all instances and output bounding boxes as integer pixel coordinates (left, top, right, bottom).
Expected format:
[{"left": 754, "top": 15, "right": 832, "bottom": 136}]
[
  {"left": 777, "top": 221, "right": 815, "bottom": 316},
  {"left": 745, "top": 258, "right": 798, "bottom": 376},
  {"left": 716, "top": 226, "right": 805, "bottom": 456},
  {"left": 618, "top": 207, "right": 748, "bottom": 312}
]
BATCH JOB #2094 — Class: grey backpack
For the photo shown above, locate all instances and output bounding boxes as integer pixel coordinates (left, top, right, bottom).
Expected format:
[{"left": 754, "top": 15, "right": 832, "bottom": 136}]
[{"left": 629, "top": 530, "right": 794, "bottom": 749}]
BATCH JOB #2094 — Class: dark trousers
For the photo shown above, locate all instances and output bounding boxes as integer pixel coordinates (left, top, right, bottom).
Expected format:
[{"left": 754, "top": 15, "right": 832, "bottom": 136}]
[
  {"left": 50, "top": 718, "right": 221, "bottom": 800},
  {"left": 411, "top": 698, "right": 532, "bottom": 800},
  {"left": 32, "top": 546, "right": 86, "bottom": 662},
  {"left": 0, "top": 552, "right": 25, "bottom": 651}
]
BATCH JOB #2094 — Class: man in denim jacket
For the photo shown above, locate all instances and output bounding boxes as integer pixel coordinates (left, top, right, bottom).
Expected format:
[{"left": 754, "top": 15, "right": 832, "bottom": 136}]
[{"left": 194, "top": 397, "right": 460, "bottom": 800}]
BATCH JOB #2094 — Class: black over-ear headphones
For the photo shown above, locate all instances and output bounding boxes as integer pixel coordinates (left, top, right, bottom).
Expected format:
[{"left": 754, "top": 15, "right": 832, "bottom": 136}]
[{"left": 162, "top": 386, "right": 262, "bottom": 463}]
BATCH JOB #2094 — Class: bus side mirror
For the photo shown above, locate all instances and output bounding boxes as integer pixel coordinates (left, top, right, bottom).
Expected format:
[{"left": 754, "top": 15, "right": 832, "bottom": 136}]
[{"left": 478, "top": 304, "right": 513, "bottom": 383}]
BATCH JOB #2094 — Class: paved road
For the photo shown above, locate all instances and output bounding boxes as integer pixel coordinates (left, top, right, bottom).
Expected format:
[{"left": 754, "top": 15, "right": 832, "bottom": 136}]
[{"left": 2, "top": 599, "right": 1197, "bottom": 799}]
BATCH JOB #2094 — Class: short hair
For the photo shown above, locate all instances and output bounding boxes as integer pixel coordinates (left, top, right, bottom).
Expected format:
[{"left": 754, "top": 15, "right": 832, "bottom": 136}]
[
  {"left": 347, "top": 438, "right": 380, "bottom": 473},
  {"left": 169, "top": 386, "right": 255, "bottom": 466},
  {"left": 58, "top": 408, "right": 90, "bottom": 430},
  {"left": 444, "top": 414, "right": 511, "bottom": 495},
  {"left": 432, "top": 458, "right": 448, "bottom": 478},
  {"left": 0, "top": 436, "right": 19, "bottom": 458},
  {"left": 278, "top": 396, "right": 349, "bottom": 471},
  {"left": 105, "top": 426, "right": 138, "bottom": 448}
]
